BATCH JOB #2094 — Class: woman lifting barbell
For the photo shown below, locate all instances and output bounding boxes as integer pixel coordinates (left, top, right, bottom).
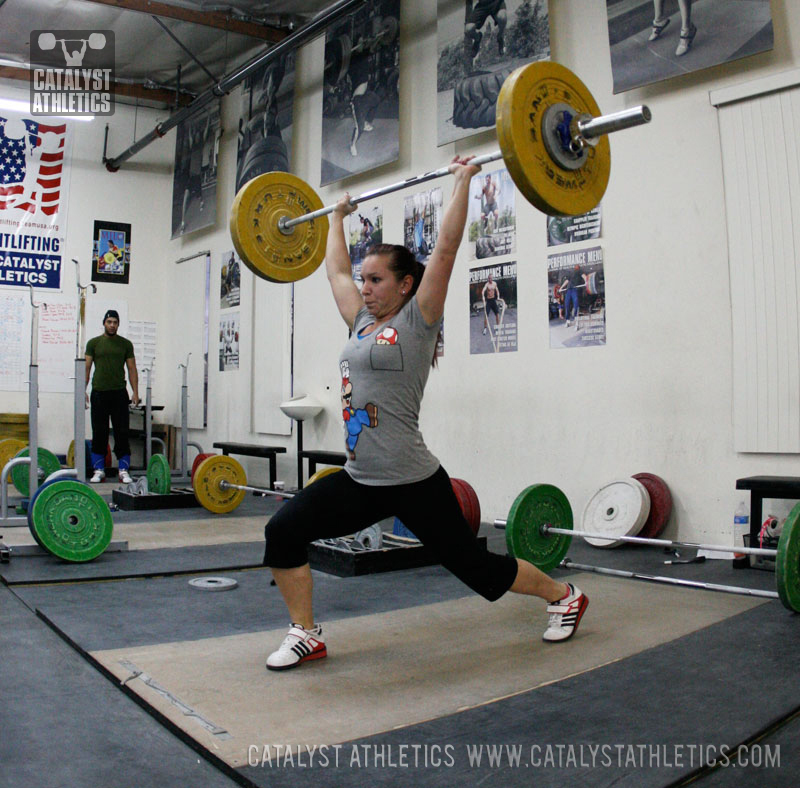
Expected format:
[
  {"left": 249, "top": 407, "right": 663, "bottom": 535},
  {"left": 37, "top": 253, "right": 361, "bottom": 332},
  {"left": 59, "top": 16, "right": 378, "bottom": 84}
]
[{"left": 263, "top": 156, "right": 589, "bottom": 671}]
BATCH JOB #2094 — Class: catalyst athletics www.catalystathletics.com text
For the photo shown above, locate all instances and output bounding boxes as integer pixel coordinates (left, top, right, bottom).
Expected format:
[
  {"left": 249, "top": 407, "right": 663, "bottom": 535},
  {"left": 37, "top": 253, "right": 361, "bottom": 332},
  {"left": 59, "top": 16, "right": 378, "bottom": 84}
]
[{"left": 247, "top": 742, "right": 781, "bottom": 770}]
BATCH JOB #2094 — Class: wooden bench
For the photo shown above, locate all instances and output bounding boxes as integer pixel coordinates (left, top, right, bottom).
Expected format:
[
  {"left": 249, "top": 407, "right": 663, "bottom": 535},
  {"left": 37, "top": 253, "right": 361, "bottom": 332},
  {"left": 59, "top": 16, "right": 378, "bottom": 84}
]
[
  {"left": 213, "top": 442, "right": 286, "bottom": 490},
  {"left": 298, "top": 449, "right": 347, "bottom": 488},
  {"left": 736, "top": 476, "right": 800, "bottom": 547}
]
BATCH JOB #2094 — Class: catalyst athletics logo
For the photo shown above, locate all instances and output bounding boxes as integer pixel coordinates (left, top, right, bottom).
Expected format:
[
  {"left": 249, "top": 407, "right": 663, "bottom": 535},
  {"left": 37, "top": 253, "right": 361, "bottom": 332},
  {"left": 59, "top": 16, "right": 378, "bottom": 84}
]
[{"left": 30, "top": 30, "right": 115, "bottom": 116}]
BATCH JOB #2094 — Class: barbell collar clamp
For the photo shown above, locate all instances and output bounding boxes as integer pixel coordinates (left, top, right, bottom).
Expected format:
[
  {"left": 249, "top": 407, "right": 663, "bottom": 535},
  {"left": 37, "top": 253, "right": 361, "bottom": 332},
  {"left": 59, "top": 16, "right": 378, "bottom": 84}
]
[{"left": 576, "top": 105, "right": 651, "bottom": 143}]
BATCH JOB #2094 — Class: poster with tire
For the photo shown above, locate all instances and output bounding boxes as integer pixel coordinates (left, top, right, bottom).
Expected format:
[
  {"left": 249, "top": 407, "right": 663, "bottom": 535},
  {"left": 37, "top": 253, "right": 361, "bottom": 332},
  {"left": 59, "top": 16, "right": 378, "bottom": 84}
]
[
  {"left": 467, "top": 168, "right": 516, "bottom": 260},
  {"left": 171, "top": 104, "right": 221, "bottom": 238},
  {"left": 469, "top": 261, "right": 518, "bottom": 354},
  {"left": 548, "top": 246, "right": 606, "bottom": 349},
  {"left": 437, "top": 0, "right": 551, "bottom": 146},
  {"left": 321, "top": 0, "right": 401, "bottom": 186},
  {"left": 235, "top": 51, "right": 295, "bottom": 194}
]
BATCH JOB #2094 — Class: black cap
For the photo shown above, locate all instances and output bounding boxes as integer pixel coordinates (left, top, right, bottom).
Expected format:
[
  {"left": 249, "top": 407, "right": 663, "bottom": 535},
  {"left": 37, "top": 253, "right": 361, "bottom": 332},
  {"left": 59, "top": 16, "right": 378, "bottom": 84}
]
[{"left": 103, "top": 309, "right": 120, "bottom": 323}]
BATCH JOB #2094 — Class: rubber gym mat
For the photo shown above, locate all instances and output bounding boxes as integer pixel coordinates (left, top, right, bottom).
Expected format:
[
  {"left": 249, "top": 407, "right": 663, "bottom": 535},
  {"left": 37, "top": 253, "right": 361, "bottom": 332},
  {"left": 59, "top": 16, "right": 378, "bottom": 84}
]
[
  {"left": 85, "top": 574, "right": 761, "bottom": 771},
  {"left": 233, "top": 600, "right": 799, "bottom": 788},
  {"left": 12, "top": 564, "right": 481, "bottom": 650},
  {"left": 0, "top": 541, "right": 265, "bottom": 585},
  {"left": 690, "top": 709, "right": 800, "bottom": 787},
  {"left": 0, "top": 585, "right": 243, "bottom": 788}
]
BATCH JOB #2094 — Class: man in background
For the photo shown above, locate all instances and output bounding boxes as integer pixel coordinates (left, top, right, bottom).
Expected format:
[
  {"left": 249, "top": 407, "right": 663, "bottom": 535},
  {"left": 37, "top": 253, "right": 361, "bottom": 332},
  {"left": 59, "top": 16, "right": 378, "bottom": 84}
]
[{"left": 85, "top": 310, "right": 139, "bottom": 484}]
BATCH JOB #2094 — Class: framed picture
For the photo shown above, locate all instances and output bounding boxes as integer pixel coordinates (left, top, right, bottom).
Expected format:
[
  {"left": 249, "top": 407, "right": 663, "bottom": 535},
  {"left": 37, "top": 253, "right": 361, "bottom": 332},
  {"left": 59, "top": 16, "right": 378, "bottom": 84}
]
[
  {"left": 607, "top": 0, "right": 774, "bottom": 94},
  {"left": 91, "top": 220, "right": 131, "bottom": 284}
]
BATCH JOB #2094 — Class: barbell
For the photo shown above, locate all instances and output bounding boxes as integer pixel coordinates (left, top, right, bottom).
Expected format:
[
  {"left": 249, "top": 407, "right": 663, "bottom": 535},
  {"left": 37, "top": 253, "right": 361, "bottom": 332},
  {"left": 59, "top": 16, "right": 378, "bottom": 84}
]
[
  {"left": 191, "top": 454, "right": 481, "bottom": 534},
  {"left": 38, "top": 32, "right": 107, "bottom": 51},
  {"left": 229, "top": 61, "right": 652, "bottom": 284},
  {"left": 494, "top": 483, "right": 800, "bottom": 613}
]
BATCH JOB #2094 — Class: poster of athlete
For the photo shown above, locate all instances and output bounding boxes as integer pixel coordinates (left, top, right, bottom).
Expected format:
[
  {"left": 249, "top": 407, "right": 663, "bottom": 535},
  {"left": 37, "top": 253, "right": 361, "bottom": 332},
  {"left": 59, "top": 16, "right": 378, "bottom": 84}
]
[
  {"left": 548, "top": 246, "right": 606, "bottom": 349},
  {"left": 321, "top": 0, "right": 401, "bottom": 185},
  {"left": 219, "top": 312, "right": 240, "bottom": 371},
  {"left": 436, "top": 0, "right": 550, "bottom": 146},
  {"left": 403, "top": 188, "right": 443, "bottom": 264},
  {"left": 220, "top": 250, "right": 241, "bottom": 310},
  {"left": 467, "top": 168, "right": 516, "bottom": 260},
  {"left": 91, "top": 220, "right": 131, "bottom": 284},
  {"left": 171, "top": 103, "right": 221, "bottom": 238},
  {"left": 235, "top": 51, "right": 295, "bottom": 193},
  {"left": 349, "top": 205, "right": 383, "bottom": 286},
  {"left": 469, "top": 261, "right": 518, "bottom": 354}
]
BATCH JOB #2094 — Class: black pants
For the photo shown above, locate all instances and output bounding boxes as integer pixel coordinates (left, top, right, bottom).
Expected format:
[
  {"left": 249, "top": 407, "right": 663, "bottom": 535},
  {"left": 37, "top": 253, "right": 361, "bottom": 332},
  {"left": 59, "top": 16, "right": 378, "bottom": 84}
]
[
  {"left": 350, "top": 91, "right": 380, "bottom": 142},
  {"left": 263, "top": 466, "right": 518, "bottom": 602},
  {"left": 90, "top": 389, "right": 131, "bottom": 459}
]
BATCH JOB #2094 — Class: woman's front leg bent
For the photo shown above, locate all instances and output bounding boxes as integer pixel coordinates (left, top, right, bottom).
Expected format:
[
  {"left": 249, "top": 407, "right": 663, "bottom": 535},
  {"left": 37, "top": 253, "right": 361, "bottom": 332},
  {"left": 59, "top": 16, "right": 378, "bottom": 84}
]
[{"left": 263, "top": 471, "right": 392, "bottom": 671}]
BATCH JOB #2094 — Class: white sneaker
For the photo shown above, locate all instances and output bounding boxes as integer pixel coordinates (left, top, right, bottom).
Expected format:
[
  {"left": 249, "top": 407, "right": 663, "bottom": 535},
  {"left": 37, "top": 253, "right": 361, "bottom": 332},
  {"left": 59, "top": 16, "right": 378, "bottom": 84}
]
[
  {"left": 543, "top": 583, "right": 589, "bottom": 642},
  {"left": 267, "top": 623, "right": 327, "bottom": 671},
  {"left": 363, "top": 122, "right": 374, "bottom": 132},
  {"left": 119, "top": 470, "right": 133, "bottom": 484},
  {"left": 90, "top": 469, "right": 105, "bottom": 484}
]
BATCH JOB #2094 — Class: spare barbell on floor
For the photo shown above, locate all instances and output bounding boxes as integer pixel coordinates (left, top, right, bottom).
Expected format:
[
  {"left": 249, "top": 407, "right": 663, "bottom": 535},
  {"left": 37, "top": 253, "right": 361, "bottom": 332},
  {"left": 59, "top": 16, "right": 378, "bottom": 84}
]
[
  {"left": 494, "top": 483, "right": 800, "bottom": 613},
  {"left": 191, "top": 454, "right": 481, "bottom": 533},
  {"left": 230, "top": 61, "right": 652, "bottom": 283}
]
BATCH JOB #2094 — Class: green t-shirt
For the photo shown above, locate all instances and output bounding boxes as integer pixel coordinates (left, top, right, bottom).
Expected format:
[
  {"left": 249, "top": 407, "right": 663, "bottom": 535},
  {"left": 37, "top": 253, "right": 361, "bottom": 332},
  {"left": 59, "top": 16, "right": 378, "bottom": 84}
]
[{"left": 86, "top": 333, "right": 134, "bottom": 391}]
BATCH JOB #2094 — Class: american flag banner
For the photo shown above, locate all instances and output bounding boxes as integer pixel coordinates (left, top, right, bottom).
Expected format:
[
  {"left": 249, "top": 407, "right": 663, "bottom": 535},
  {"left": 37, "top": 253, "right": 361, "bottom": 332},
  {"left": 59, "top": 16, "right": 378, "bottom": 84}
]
[{"left": 0, "top": 111, "right": 73, "bottom": 290}]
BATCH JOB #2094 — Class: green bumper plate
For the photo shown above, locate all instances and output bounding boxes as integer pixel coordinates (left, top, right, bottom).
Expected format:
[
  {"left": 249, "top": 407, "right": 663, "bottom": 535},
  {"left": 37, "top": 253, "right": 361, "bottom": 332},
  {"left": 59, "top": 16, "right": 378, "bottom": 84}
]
[
  {"left": 776, "top": 502, "right": 800, "bottom": 613},
  {"left": 28, "top": 479, "right": 113, "bottom": 562},
  {"left": 505, "top": 484, "right": 573, "bottom": 572},
  {"left": 11, "top": 446, "right": 61, "bottom": 497},
  {"left": 147, "top": 453, "right": 172, "bottom": 495}
]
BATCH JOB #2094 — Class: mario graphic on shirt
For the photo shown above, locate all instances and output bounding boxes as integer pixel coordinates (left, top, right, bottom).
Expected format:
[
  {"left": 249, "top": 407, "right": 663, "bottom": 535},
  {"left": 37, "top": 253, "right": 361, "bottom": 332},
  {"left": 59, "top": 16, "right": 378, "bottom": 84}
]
[{"left": 340, "top": 361, "right": 378, "bottom": 460}]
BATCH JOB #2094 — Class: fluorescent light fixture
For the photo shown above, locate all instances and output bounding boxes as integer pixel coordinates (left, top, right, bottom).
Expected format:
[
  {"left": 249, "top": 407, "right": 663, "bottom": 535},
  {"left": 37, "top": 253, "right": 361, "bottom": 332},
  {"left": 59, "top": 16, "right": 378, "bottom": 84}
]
[{"left": 0, "top": 96, "right": 95, "bottom": 121}]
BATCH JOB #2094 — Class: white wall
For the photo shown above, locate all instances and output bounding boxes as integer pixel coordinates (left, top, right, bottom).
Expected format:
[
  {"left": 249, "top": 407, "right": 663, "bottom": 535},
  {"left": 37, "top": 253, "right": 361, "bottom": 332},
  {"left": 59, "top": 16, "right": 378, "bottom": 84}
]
[
  {"left": 3, "top": 0, "right": 799, "bottom": 540},
  {"left": 0, "top": 84, "right": 173, "bottom": 458}
]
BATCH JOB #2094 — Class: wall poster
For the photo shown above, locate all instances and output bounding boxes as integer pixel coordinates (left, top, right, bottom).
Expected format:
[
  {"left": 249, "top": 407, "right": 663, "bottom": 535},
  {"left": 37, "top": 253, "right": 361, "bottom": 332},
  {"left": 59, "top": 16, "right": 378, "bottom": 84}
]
[
  {"left": 469, "top": 261, "right": 518, "bottom": 355},
  {"left": 91, "top": 219, "right": 131, "bottom": 284},
  {"left": 548, "top": 246, "right": 606, "bottom": 349}
]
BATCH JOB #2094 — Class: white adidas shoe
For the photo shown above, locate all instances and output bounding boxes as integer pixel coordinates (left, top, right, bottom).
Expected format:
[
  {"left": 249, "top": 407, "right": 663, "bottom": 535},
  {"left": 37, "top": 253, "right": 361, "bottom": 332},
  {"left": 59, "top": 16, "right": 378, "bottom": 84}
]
[
  {"left": 118, "top": 470, "right": 133, "bottom": 485},
  {"left": 266, "top": 623, "right": 327, "bottom": 671},
  {"left": 543, "top": 583, "right": 589, "bottom": 642},
  {"left": 90, "top": 469, "right": 105, "bottom": 484}
]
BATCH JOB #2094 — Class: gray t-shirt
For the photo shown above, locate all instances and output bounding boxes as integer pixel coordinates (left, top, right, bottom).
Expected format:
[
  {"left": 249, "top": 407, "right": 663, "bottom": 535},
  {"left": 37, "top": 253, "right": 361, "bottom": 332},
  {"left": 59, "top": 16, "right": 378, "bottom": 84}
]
[{"left": 339, "top": 297, "right": 440, "bottom": 485}]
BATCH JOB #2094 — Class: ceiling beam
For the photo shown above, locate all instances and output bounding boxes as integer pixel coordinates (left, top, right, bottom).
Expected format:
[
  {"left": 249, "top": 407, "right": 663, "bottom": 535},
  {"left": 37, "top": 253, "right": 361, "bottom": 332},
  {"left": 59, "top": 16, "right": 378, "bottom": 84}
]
[
  {"left": 0, "top": 65, "right": 194, "bottom": 107},
  {"left": 80, "top": 0, "right": 288, "bottom": 42}
]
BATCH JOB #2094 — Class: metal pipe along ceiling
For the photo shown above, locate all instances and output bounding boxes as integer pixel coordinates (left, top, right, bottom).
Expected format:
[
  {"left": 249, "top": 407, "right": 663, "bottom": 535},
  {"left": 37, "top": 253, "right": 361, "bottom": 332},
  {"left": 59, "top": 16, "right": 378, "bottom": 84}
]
[{"left": 104, "top": 0, "right": 367, "bottom": 171}]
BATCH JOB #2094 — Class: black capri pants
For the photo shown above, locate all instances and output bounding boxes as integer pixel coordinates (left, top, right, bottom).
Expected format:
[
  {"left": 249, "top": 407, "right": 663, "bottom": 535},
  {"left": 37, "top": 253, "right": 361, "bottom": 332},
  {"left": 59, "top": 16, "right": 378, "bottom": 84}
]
[{"left": 264, "top": 465, "right": 518, "bottom": 602}]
